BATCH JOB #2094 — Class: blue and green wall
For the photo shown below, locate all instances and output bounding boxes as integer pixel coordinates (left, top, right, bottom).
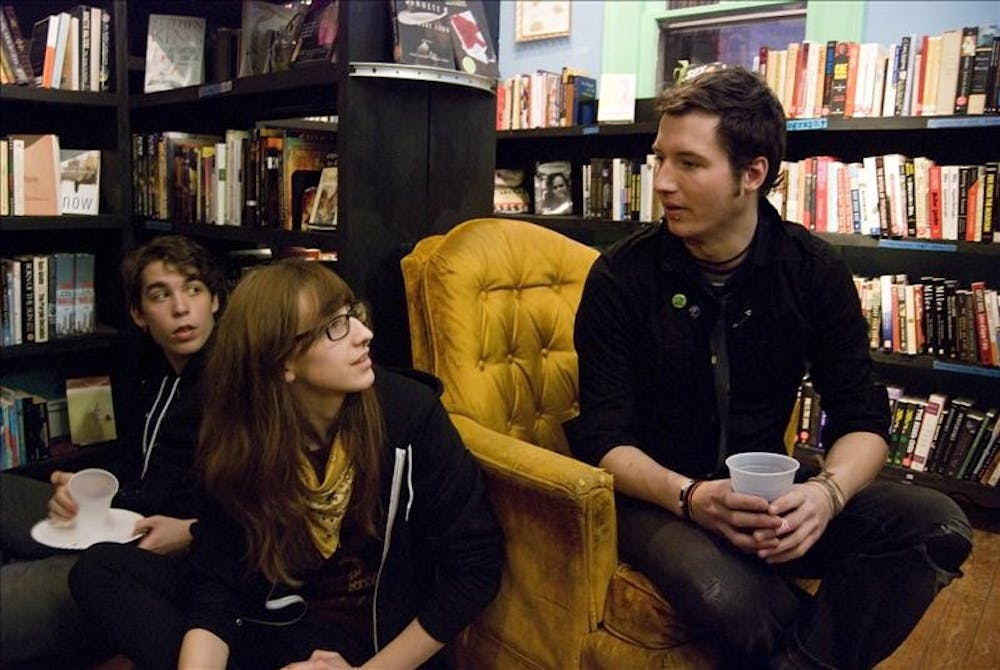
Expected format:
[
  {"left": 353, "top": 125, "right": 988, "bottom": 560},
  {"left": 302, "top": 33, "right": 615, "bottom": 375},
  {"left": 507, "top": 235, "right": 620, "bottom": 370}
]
[{"left": 498, "top": 0, "right": 1000, "bottom": 98}]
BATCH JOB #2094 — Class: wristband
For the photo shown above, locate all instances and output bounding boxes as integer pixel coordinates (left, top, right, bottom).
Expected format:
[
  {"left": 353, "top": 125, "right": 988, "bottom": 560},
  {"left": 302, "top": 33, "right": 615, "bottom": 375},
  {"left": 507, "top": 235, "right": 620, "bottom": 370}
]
[{"left": 679, "top": 478, "right": 701, "bottom": 521}]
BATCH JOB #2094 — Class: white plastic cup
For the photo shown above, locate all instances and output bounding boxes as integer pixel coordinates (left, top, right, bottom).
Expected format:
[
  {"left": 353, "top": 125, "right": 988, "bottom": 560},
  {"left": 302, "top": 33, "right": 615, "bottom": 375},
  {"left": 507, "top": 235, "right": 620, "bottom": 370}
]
[
  {"left": 69, "top": 468, "right": 118, "bottom": 534},
  {"left": 725, "top": 452, "right": 800, "bottom": 502}
]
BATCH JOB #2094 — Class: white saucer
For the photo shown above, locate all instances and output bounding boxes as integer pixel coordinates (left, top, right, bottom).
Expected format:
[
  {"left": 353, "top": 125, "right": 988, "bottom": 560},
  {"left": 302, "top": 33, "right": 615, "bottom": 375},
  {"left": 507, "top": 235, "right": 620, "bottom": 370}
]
[{"left": 30, "top": 508, "right": 144, "bottom": 550}]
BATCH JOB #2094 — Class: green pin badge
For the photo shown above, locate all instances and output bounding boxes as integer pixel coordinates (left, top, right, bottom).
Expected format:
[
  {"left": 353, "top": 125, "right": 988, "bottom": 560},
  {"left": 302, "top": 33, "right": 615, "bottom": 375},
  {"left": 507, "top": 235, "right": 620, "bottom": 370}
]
[{"left": 671, "top": 293, "right": 687, "bottom": 309}]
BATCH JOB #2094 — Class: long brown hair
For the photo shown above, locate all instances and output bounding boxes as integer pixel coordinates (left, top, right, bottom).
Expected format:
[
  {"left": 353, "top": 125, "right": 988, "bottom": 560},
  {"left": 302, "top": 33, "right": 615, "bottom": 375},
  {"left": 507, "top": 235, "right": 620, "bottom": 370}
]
[{"left": 198, "top": 259, "right": 384, "bottom": 586}]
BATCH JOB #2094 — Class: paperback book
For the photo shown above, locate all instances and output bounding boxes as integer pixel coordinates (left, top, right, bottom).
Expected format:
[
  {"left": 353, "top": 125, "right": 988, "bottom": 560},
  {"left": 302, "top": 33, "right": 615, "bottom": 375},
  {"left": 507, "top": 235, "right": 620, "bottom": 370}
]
[
  {"left": 308, "top": 165, "right": 338, "bottom": 230},
  {"left": 534, "top": 161, "right": 572, "bottom": 215},
  {"left": 59, "top": 149, "right": 100, "bottom": 215},
  {"left": 65, "top": 375, "right": 116, "bottom": 446},
  {"left": 143, "top": 13, "right": 206, "bottom": 92}
]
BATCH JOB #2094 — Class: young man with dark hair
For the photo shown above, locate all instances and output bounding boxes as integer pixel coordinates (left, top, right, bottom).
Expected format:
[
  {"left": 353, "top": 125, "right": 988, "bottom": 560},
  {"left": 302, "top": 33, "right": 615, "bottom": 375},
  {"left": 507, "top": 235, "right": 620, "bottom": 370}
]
[
  {"left": 567, "top": 67, "right": 972, "bottom": 669},
  {"left": 0, "top": 235, "right": 223, "bottom": 665}
]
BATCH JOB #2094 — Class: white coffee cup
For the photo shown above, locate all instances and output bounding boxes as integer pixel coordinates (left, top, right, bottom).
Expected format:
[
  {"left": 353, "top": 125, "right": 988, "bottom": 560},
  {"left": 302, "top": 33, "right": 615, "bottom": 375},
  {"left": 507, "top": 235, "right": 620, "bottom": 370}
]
[
  {"left": 69, "top": 468, "right": 119, "bottom": 534},
  {"left": 725, "top": 452, "right": 800, "bottom": 502}
]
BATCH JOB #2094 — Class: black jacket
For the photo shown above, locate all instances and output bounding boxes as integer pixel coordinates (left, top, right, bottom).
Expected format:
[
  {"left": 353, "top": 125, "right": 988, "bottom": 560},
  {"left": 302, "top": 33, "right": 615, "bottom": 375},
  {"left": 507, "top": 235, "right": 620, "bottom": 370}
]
[
  {"left": 112, "top": 343, "right": 207, "bottom": 518},
  {"left": 185, "top": 367, "right": 503, "bottom": 662},
  {"left": 568, "top": 200, "right": 890, "bottom": 479}
]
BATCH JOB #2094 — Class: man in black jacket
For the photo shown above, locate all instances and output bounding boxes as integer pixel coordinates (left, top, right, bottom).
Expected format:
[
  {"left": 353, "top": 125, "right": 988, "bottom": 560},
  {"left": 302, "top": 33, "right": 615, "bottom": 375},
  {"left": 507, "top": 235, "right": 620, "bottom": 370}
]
[
  {"left": 567, "top": 67, "right": 972, "bottom": 669},
  {"left": 0, "top": 235, "right": 223, "bottom": 665}
]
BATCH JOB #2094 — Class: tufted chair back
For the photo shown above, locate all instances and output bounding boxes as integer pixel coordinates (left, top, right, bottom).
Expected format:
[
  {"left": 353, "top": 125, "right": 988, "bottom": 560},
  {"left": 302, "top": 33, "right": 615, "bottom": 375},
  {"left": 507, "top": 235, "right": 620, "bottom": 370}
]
[{"left": 403, "top": 217, "right": 599, "bottom": 454}]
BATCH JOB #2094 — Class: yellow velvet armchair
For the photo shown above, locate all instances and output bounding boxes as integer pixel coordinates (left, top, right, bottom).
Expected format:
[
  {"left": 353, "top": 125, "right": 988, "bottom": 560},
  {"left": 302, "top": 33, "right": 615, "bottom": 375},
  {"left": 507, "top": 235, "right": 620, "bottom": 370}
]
[{"left": 401, "top": 217, "right": 718, "bottom": 669}]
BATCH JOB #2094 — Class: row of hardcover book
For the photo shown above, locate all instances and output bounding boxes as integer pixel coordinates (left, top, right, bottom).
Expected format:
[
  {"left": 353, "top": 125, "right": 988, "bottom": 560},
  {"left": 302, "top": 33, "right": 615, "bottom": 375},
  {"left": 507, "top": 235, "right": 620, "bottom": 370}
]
[
  {"left": 132, "top": 128, "right": 338, "bottom": 231},
  {"left": 1, "top": 252, "right": 96, "bottom": 347},
  {"left": 1, "top": 134, "right": 101, "bottom": 217},
  {"left": 0, "top": 4, "right": 111, "bottom": 91},
  {"left": 796, "top": 380, "right": 1000, "bottom": 486},
  {"left": 1, "top": 386, "right": 55, "bottom": 469},
  {"left": 496, "top": 68, "right": 598, "bottom": 131},
  {"left": 754, "top": 25, "right": 1000, "bottom": 119},
  {"left": 855, "top": 276, "right": 999, "bottom": 368},
  {"left": 766, "top": 156, "right": 997, "bottom": 243}
]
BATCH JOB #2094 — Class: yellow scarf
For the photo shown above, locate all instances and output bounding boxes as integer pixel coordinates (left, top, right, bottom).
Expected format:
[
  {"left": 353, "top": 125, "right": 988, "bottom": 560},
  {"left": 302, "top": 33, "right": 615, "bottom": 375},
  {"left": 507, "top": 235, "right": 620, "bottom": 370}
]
[{"left": 301, "top": 433, "right": 354, "bottom": 559}]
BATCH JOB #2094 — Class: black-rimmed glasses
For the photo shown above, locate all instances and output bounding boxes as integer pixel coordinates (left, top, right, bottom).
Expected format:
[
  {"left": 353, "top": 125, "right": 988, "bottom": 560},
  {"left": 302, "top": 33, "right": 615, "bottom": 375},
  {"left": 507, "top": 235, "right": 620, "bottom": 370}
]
[{"left": 296, "top": 302, "right": 370, "bottom": 343}]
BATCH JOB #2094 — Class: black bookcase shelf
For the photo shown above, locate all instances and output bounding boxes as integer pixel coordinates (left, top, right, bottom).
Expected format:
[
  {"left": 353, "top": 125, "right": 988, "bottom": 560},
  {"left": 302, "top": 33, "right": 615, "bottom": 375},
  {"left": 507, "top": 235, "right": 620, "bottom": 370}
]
[
  {"left": 0, "top": 86, "right": 119, "bottom": 106},
  {"left": 0, "top": 327, "right": 127, "bottom": 366},
  {"left": 140, "top": 220, "right": 342, "bottom": 250},
  {"left": 0, "top": 215, "right": 121, "bottom": 231}
]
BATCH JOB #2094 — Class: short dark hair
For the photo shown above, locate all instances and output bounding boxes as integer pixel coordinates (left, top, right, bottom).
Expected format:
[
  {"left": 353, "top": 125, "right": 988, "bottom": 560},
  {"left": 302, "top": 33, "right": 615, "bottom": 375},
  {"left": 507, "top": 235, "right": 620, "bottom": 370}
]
[
  {"left": 658, "top": 66, "right": 786, "bottom": 196},
  {"left": 121, "top": 235, "right": 224, "bottom": 311}
]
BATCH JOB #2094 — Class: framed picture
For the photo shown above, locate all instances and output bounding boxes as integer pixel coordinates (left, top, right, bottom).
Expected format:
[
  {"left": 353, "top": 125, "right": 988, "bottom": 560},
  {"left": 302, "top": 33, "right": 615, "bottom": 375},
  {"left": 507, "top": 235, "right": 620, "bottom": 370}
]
[{"left": 515, "top": 1, "right": 571, "bottom": 43}]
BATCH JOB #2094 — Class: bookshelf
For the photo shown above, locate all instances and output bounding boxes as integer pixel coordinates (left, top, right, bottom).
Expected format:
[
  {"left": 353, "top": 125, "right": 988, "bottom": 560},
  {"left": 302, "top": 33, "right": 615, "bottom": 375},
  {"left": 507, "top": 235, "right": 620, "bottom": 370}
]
[
  {"left": 126, "top": 0, "right": 497, "bottom": 368},
  {"left": 1, "top": 0, "right": 135, "bottom": 472},
  {"left": 495, "top": 101, "right": 1000, "bottom": 507}
]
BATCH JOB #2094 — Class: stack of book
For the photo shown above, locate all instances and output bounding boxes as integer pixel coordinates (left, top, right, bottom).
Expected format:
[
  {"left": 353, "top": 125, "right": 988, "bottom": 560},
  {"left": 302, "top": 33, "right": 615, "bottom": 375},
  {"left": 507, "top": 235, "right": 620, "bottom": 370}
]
[
  {"left": 853, "top": 275, "right": 999, "bottom": 367},
  {"left": 496, "top": 67, "right": 597, "bottom": 130},
  {"left": 767, "top": 155, "right": 997, "bottom": 244},
  {"left": 754, "top": 24, "right": 999, "bottom": 119},
  {"left": 1, "top": 252, "right": 96, "bottom": 347}
]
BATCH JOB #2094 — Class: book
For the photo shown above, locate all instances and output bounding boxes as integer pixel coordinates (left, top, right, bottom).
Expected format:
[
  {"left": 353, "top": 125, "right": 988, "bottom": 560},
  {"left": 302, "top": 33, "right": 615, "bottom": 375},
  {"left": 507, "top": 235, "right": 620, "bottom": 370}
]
[
  {"left": 0, "top": 6, "right": 30, "bottom": 84},
  {"left": 967, "top": 25, "right": 998, "bottom": 114},
  {"left": 390, "top": 0, "right": 454, "bottom": 69},
  {"left": 291, "top": 0, "right": 338, "bottom": 66},
  {"left": 493, "top": 169, "right": 530, "bottom": 214},
  {"left": 958, "top": 407, "right": 998, "bottom": 479},
  {"left": 533, "top": 160, "right": 572, "bottom": 215},
  {"left": 53, "top": 253, "right": 75, "bottom": 338},
  {"left": 280, "top": 131, "right": 337, "bottom": 230},
  {"left": 73, "top": 251, "right": 95, "bottom": 334},
  {"left": 936, "top": 29, "right": 963, "bottom": 116},
  {"left": 596, "top": 73, "right": 637, "bottom": 123},
  {"left": 59, "top": 149, "right": 100, "bottom": 215},
  {"left": 910, "top": 393, "right": 948, "bottom": 472},
  {"left": 307, "top": 165, "right": 338, "bottom": 230},
  {"left": 143, "top": 13, "right": 207, "bottom": 93},
  {"left": 238, "top": 0, "right": 301, "bottom": 77},
  {"left": 65, "top": 376, "right": 116, "bottom": 446},
  {"left": 447, "top": 0, "right": 498, "bottom": 78},
  {"left": 11, "top": 134, "right": 61, "bottom": 216},
  {"left": 1, "top": 6, "right": 32, "bottom": 83},
  {"left": 28, "top": 14, "right": 59, "bottom": 88}
]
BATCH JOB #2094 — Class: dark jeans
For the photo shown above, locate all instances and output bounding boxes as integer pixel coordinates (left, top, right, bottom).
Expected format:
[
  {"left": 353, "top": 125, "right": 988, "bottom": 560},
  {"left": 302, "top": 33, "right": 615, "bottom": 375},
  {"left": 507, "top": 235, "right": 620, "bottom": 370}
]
[
  {"left": 69, "top": 543, "right": 369, "bottom": 670},
  {"left": 617, "top": 479, "right": 972, "bottom": 670},
  {"left": 0, "top": 473, "right": 90, "bottom": 664}
]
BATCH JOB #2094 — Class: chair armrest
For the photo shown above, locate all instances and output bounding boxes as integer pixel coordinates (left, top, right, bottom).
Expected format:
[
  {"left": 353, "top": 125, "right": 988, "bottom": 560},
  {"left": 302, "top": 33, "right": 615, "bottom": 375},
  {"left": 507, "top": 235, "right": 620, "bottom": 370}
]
[{"left": 450, "top": 413, "right": 617, "bottom": 665}]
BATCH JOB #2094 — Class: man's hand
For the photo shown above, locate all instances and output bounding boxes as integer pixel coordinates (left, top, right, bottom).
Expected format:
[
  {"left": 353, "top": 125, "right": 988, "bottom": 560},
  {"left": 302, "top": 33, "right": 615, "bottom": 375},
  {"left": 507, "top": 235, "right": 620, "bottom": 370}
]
[
  {"left": 134, "top": 515, "right": 196, "bottom": 555},
  {"left": 47, "top": 470, "right": 77, "bottom": 522},
  {"left": 281, "top": 650, "right": 355, "bottom": 670},
  {"left": 753, "top": 481, "right": 834, "bottom": 564},
  {"left": 687, "top": 478, "right": 785, "bottom": 553}
]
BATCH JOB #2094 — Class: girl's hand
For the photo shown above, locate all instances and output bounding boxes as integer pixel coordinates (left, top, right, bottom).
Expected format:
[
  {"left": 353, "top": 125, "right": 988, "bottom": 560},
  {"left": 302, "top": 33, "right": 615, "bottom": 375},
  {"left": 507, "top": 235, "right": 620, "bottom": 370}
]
[{"left": 281, "top": 649, "right": 356, "bottom": 670}]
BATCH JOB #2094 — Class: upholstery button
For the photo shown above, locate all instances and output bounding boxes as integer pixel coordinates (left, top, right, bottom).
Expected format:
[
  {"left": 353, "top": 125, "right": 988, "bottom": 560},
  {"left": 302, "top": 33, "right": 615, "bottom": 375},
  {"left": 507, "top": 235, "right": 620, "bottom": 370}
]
[
  {"left": 507, "top": 354, "right": 514, "bottom": 362},
  {"left": 540, "top": 348, "right": 548, "bottom": 357},
  {"left": 478, "top": 360, "right": 485, "bottom": 370},
  {"left": 572, "top": 402, "right": 579, "bottom": 411},
  {"left": 552, "top": 284, "right": 561, "bottom": 293}
]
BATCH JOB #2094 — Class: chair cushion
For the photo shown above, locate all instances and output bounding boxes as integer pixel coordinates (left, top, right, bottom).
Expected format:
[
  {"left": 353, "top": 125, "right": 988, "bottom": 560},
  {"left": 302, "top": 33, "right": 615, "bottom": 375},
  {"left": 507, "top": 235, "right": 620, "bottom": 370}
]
[{"left": 603, "top": 564, "right": 699, "bottom": 649}]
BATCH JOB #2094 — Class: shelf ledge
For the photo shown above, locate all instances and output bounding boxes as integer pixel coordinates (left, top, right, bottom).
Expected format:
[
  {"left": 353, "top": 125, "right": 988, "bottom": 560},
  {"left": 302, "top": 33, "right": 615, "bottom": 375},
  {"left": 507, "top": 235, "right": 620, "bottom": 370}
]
[{"left": 349, "top": 62, "right": 494, "bottom": 94}]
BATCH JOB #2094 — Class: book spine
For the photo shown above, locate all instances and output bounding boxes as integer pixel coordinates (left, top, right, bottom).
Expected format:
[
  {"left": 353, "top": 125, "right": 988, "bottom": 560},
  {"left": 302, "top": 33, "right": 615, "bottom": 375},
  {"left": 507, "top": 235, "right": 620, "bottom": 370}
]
[
  {"left": 2, "top": 5, "right": 32, "bottom": 81},
  {"left": 954, "top": 27, "right": 978, "bottom": 115}
]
